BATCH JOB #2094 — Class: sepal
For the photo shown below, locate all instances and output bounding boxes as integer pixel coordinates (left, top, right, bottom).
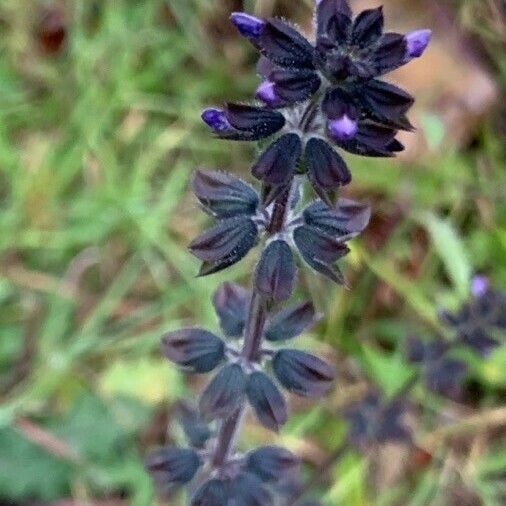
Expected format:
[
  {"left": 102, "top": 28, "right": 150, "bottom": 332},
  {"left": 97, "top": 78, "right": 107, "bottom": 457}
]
[
  {"left": 272, "top": 349, "right": 335, "bottom": 397},
  {"left": 161, "top": 328, "right": 225, "bottom": 373},
  {"left": 193, "top": 169, "right": 259, "bottom": 219},
  {"left": 199, "top": 363, "right": 247, "bottom": 419}
]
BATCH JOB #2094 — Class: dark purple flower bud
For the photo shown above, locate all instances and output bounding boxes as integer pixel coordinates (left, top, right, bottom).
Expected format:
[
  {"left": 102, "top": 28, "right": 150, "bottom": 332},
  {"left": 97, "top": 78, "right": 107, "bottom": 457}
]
[
  {"left": 272, "top": 349, "right": 335, "bottom": 397},
  {"left": 255, "top": 80, "right": 281, "bottom": 107},
  {"left": 213, "top": 282, "right": 249, "bottom": 337},
  {"left": 228, "top": 472, "right": 273, "bottom": 506},
  {"left": 264, "top": 301, "right": 318, "bottom": 342},
  {"left": 191, "top": 479, "right": 229, "bottom": 506},
  {"left": 328, "top": 114, "right": 359, "bottom": 142},
  {"left": 252, "top": 133, "right": 302, "bottom": 185},
  {"left": 161, "top": 328, "right": 225, "bottom": 373},
  {"left": 224, "top": 103, "right": 285, "bottom": 140},
  {"left": 256, "top": 18, "right": 315, "bottom": 69},
  {"left": 305, "top": 138, "right": 351, "bottom": 203},
  {"left": 255, "top": 240, "right": 297, "bottom": 301},
  {"left": 175, "top": 401, "right": 212, "bottom": 448},
  {"left": 189, "top": 217, "right": 258, "bottom": 276},
  {"left": 201, "top": 108, "right": 231, "bottom": 132},
  {"left": 293, "top": 225, "right": 349, "bottom": 284},
  {"left": 246, "top": 372, "right": 287, "bottom": 432},
  {"left": 246, "top": 446, "right": 299, "bottom": 483},
  {"left": 193, "top": 170, "right": 259, "bottom": 219},
  {"left": 471, "top": 275, "right": 489, "bottom": 298},
  {"left": 199, "top": 364, "right": 246, "bottom": 419},
  {"left": 230, "top": 12, "right": 265, "bottom": 38},
  {"left": 303, "top": 198, "right": 371, "bottom": 238},
  {"left": 405, "top": 29, "right": 431, "bottom": 58},
  {"left": 145, "top": 447, "right": 201, "bottom": 485}
]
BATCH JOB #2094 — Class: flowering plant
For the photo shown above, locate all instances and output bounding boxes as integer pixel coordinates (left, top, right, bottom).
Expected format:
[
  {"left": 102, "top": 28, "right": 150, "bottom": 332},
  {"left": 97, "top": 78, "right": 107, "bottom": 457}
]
[{"left": 146, "top": 1, "right": 430, "bottom": 504}]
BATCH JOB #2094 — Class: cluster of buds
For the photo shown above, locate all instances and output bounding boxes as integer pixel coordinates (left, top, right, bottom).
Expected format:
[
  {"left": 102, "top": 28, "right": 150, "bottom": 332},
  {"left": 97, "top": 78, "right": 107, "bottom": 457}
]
[{"left": 146, "top": 1, "right": 430, "bottom": 504}]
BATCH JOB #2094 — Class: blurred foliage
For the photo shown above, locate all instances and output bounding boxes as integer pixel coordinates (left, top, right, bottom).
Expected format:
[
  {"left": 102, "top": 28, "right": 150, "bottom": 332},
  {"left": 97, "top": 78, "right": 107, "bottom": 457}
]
[{"left": 0, "top": 0, "right": 504, "bottom": 505}]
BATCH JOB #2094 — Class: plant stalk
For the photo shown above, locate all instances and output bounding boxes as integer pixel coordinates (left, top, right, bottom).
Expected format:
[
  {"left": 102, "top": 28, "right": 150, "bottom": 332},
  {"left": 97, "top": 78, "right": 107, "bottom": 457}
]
[{"left": 211, "top": 184, "right": 292, "bottom": 468}]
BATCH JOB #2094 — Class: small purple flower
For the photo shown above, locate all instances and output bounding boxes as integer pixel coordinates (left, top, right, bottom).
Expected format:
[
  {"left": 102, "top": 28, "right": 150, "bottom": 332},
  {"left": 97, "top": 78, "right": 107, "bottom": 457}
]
[
  {"left": 230, "top": 12, "right": 265, "bottom": 38},
  {"left": 328, "top": 115, "right": 359, "bottom": 142},
  {"left": 405, "top": 29, "right": 432, "bottom": 58},
  {"left": 255, "top": 80, "right": 280, "bottom": 107},
  {"left": 471, "top": 275, "right": 489, "bottom": 298},
  {"left": 201, "top": 108, "right": 230, "bottom": 132}
]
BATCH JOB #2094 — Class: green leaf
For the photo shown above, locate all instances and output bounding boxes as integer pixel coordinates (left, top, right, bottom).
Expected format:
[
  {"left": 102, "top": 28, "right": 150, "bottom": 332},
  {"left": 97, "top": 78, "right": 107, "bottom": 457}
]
[
  {"left": 0, "top": 427, "right": 72, "bottom": 500},
  {"left": 361, "top": 345, "right": 414, "bottom": 397},
  {"left": 99, "top": 357, "right": 183, "bottom": 404},
  {"left": 420, "top": 212, "right": 472, "bottom": 299}
]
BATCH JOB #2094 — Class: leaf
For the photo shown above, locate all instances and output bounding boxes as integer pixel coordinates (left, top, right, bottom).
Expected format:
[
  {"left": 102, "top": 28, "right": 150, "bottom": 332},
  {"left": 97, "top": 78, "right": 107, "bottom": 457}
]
[
  {"left": 361, "top": 346, "right": 414, "bottom": 397},
  {"left": 99, "top": 357, "right": 183, "bottom": 404},
  {"left": 420, "top": 212, "right": 471, "bottom": 299},
  {"left": 0, "top": 427, "right": 71, "bottom": 501}
]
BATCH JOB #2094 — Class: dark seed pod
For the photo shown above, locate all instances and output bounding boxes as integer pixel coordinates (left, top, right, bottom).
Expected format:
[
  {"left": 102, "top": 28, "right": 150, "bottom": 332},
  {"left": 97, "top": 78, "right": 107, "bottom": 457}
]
[
  {"left": 161, "top": 328, "right": 225, "bottom": 373},
  {"left": 228, "top": 472, "right": 273, "bottom": 506},
  {"left": 191, "top": 478, "right": 229, "bottom": 506},
  {"left": 272, "top": 349, "right": 335, "bottom": 397},
  {"left": 252, "top": 134, "right": 302, "bottom": 185},
  {"left": 246, "top": 372, "right": 287, "bottom": 432},
  {"left": 293, "top": 225, "right": 349, "bottom": 284},
  {"left": 305, "top": 138, "right": 351, "bottom": 198},
  {"left": 199, "top": 364, "right": 247, "bottom": 419},
  {"left": 175, "top": 401, "right": 212, "bottom": 449},
  {"left": 245, "top": 445, "right": 299, "bottom": 483},
  {"left": 255, "top": 240, "right": 296, "bottom": 301},
  {"left": 189, "top": 217, "right": 258, "bottom": 276},
  {"left": 264, "top": 301, "right": 318, "bottom": 342},
  {"left": 193, "top": 169, "right": 259, "bottom": 219},
  {"left": 213, "top": 282, "right": 249, "bottom": 337},
  {"left": 145, "top": 447, "right": 201, "bottom": 485},
  {"left": 303, "top": 199, "right": 371, "bottom": 238}
]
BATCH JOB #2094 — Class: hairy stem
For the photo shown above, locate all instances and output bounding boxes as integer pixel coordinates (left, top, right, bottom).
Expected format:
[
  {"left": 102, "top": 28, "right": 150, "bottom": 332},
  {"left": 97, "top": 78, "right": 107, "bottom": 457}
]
[{"left": 211, "top": 184, "right": 292, "bottom": 468}]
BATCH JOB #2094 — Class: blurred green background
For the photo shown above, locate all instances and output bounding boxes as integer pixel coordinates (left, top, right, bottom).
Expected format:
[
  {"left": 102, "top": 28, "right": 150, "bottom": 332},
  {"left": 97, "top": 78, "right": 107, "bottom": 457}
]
[{"left": 0, "top": 0, "right": 504, "bottom": 504}]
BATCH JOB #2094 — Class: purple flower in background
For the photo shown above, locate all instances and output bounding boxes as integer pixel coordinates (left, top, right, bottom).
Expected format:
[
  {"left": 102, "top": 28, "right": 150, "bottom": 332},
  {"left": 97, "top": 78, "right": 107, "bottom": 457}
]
[
  {"left": 405, "top": 336, "right": 467, "bottom": 400},
  {"left": 439, "top": 278, "right": 505, "bottom": 357},
  {"left": 344, "top": 391, "right": 411, "bottom": 448}
]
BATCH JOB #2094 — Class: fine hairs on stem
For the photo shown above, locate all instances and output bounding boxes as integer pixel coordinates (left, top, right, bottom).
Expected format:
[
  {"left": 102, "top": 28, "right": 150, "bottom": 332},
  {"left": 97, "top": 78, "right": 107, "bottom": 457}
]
[{"left": 146, "top": 1, "right": 431, "bottom": 504}]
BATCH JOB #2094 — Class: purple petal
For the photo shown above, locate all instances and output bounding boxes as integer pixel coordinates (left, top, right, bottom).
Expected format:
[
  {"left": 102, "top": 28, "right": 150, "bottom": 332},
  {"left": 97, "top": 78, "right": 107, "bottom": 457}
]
[
  {"left": 471, "top": 275, "right": 489, "bottom": 298},
  {"left": 405, "top": 29, "right": 432, "bottom": 58},
  {"left": 255, "top": 80, "right": 281, "bottom": 107},
  {"left": 328, "top": 114, "right": 358, "bottom": 142},
  {"left": 201, "top": 108, "right": 231, "bottom": 131},
  {"left": 230, "top": 12, "right": 265, "bottom": 38}
]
